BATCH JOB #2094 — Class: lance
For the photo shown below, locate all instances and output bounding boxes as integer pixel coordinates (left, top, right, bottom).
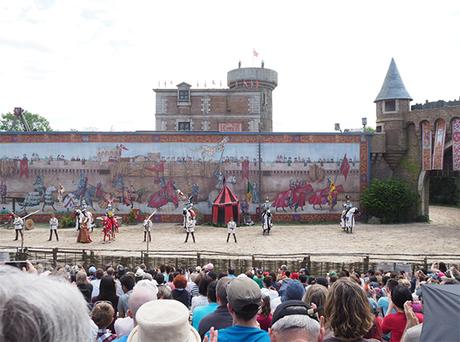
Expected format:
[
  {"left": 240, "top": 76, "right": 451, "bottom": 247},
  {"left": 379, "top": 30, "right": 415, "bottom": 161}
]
[
  {"left": 146, "top": 209, "right": 157, "bottom": 222},
  {"left": 20, "top": 210, "right": 40, "bottom": 220}
]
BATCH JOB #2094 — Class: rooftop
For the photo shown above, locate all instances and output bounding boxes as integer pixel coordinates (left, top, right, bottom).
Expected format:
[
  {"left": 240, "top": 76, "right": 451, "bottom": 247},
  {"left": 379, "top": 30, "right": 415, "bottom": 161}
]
[{"left": 375, "top": 58, "right": 412, "bottom": 102}]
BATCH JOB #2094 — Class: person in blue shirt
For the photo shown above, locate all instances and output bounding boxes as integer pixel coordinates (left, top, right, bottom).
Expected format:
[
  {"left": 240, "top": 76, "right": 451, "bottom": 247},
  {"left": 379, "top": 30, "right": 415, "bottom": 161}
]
[
  {"left": 206, "top": 276, "right": 269, "bottom": 342},
  {"left": 192, "top": 280, "right": 218, "bottom": 329}
]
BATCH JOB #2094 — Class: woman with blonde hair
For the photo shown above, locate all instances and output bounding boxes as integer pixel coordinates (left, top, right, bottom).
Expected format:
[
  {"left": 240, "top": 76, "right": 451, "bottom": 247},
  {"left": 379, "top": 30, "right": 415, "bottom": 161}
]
[
  {"left": 323, "top": 278, "right": 378, "bottom": 342},
  {"left": 76, "top": 270, "right": 93, "bottom": 303},
  {"left": 302, "top": 284, "right": 328, "bottom": 318}
]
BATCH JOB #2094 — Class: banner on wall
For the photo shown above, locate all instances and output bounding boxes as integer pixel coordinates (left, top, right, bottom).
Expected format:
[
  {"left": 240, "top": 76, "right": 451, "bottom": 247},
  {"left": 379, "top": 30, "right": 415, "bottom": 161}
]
[
  {"left": 432, "top": 119, "right": 446, "bottom": 170},
  {"left": 421, "top": 121, "right": 432, "bottom": 171},
  {"left": 452, "top": 118, "right": 460, "bottom": 171}
]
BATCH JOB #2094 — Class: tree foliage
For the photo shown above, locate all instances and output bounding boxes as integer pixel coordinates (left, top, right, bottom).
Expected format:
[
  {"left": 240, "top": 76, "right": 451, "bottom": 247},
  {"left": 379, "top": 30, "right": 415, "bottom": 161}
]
[
  {"left": 0, "top": 111, "right": 52, "bottom": 131},
  {"left": 361, "top": 179, "right": 417, "bottom": 223}
]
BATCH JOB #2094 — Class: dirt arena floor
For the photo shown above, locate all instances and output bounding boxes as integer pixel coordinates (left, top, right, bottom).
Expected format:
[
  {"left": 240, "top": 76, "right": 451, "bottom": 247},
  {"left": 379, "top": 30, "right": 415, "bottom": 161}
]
[{"left": 1, "top": 206, "right": 460, "bottom": 262}]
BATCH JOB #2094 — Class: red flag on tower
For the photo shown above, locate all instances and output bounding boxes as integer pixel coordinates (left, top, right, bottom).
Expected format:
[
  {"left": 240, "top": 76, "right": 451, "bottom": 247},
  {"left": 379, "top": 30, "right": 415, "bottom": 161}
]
[
  {"left": 339, "top": 154, "right": 350, "bottom": 180},
  {"left": 253, "top": 48, "right": 259, "bottom": 57}
]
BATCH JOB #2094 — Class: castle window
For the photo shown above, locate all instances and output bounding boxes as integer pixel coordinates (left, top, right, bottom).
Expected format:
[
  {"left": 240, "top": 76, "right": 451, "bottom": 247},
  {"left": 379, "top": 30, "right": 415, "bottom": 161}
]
[
  {"left": 177, "top": 122, "right": 190, "bottom": 131},
  {"left": 376, "top": 125, "right": 382, "bottom": 132},
  {"left": 178, "top": 90, "right": 190, "bottom": 103},
  {"left": 176, "top": 82, "right": 191, "bottom": 106},
  {"left": 384, "top": 100, "right": 396, "bottom": 112}
]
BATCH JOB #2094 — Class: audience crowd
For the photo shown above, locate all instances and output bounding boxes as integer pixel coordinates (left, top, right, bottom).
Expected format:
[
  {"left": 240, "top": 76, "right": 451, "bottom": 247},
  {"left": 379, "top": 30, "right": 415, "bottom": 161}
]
[{"left": 0, "top": 260, "right": 459, "bottom": 342}]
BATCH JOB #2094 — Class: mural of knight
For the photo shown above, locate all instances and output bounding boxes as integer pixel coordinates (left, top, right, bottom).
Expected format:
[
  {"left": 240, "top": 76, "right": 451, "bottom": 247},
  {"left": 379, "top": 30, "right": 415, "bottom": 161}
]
[{"left": 0, "top": 133, "right": 368, "bottom": 221}]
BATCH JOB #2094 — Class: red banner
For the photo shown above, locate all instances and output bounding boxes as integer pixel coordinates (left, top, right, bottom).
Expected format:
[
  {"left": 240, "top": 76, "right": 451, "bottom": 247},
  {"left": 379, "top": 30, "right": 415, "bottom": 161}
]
[
  {"left": 432, "top": 119, "right": 446, "bottom": 170},
  {"left": 421, "top": 121, "right": 432, "bottom": 171},
  {"left": 452, "top": 118, "right": 460, "bottom": 171}
]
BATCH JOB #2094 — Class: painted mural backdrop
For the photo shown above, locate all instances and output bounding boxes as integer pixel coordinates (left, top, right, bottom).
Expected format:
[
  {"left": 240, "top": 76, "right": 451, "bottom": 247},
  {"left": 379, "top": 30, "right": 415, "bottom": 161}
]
[{"left": 0, "top": 133, "right": 368, "bottom": 220}]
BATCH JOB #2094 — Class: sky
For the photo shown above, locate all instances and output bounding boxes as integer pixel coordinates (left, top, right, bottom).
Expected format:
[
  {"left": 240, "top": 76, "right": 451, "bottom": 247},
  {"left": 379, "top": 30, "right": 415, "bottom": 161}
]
[{"left": 1, "top": 0, "right": 460, "bottom": 132}]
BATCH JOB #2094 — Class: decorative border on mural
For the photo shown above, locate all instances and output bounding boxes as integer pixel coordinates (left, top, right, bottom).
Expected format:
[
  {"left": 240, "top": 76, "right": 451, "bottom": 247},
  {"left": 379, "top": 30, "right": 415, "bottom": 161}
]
[{"left": 0, "top": 132, "right": 365, "bottom": 144}]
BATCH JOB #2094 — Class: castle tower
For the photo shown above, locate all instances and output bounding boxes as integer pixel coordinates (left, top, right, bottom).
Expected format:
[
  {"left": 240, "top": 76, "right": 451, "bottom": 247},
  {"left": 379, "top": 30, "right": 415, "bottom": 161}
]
[
  {"left": 375, "top": 58, "right": 412, "bottom": 169},
  {"left": 227, "top": 64, "right": 278, "bottom": 132}
]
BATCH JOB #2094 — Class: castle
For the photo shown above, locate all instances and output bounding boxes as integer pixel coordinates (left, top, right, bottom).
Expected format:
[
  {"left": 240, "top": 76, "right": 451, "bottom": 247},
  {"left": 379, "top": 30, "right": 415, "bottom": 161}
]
[
  {"left": 155, "top": 59, "right": 460, "bottom": 218},
  {"left": 153, "top": 63, "right": 277, "bottom": 132}
]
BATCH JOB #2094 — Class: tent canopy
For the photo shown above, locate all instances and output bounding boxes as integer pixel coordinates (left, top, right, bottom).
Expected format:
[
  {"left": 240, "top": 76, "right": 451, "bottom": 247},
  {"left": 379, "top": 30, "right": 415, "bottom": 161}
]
[
  {"left": 212, "top": 184, "right": 240, "bottom": 226},
  {"left": 420, "top": 284, "right": 460, "bottom": 341}
]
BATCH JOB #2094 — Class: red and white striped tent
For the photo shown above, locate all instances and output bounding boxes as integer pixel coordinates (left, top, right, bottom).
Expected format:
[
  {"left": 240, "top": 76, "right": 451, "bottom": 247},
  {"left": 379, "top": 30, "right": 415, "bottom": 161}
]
[{"left": 212, "top": 184, "right": 240, "bottom": 226}]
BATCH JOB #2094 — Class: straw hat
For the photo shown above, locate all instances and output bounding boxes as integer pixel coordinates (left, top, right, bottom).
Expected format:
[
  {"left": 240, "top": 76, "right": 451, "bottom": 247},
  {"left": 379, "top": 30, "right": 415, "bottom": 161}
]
[{"left": 127, "top": 300, "right": 200, "bottom": 342}]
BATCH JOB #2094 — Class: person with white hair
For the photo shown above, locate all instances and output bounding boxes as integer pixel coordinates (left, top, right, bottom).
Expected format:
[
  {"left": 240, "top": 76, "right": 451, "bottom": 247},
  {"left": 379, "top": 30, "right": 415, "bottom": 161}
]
[
  {"left": 270, "top": 300, "right": 323, "bottom": 342},
  {"left": 113, "top": 286, "right": 158, "bottom": 341},
  {"left": 0, "top": 264, "right": 93, "bottom": 341}
]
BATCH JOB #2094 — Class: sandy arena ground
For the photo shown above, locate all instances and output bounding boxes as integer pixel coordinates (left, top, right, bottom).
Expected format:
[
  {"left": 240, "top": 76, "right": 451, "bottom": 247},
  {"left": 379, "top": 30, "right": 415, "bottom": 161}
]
[{"left": 1, "top": 206, "right": 460, "bottom": 262}]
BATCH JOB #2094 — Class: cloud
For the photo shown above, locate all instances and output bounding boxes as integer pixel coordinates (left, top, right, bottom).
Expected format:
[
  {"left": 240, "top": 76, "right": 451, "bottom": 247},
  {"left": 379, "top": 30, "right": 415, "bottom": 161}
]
[{"left": 0, "top": 37, "right": 51, "bottom": 53}]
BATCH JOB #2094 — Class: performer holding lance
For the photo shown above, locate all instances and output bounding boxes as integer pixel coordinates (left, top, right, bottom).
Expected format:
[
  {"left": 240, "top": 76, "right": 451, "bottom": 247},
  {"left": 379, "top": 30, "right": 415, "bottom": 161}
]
[
  {"left": 13, "top": 213, "right": 24, "bottom": 241},
  {"left": 143, "top": 210, "right": 156, "bottom": 242},
  {"left": 226, "top": 216, "right": 237, "bottom": 243},
  {"left": 184, "top": 206, "right": 196, "bottom": 243},
  {"left": 48, "top": 213, "right": 59, "bottom": 241},
  {"left": 13, "top": 210, "right": 39, "bottom": 241}
]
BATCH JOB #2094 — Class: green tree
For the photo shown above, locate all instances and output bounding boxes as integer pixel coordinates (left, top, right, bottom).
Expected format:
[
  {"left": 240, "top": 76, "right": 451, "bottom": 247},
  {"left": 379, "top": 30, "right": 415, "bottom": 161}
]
[
  {"left": 0, "top": 111, "right": 52, "bottom": 131},
  {"left": 361, "top": 179, "right": 417, "bottom": 223}
]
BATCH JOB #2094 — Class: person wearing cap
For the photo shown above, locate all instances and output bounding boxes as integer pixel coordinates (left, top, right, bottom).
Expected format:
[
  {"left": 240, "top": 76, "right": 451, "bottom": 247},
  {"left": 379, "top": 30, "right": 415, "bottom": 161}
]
[
  {"left": 205, "top": 276, "right": 269, "bottom": 341},
  {"left": 226, "top": 216, "right": 237, "bottom": 243},
  {"left": 88, "top": 265, "right": 97, "bottom": 280},
  {"left": 270, "top": 300, "right": 322, "bottom": 342},
  {"left": 272, "top": 279, "right": 306, "bottom": 313},
  {"left": 126, "top": 299, "right": 200, "bottom": 342}
]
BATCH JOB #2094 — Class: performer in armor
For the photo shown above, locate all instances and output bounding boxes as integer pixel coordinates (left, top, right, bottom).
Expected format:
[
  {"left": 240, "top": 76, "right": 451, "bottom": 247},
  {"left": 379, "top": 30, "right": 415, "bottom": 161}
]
[
  {"left": 340, "top": 195, "right": 353, "bottom": 227},
  {"left": 226, "top": 217, "right": 237, "bottom": 243},
  {"left": 74, "top": 208, "right": 81, "bottom": 231},
  {"left": 48, "top": 213, "right": 59, "bottom": 241},
  {"left": 104, "top": 207, "right": 119, "bottom": 240},
  {"left": 184, "top": 206, "right": 196, "bottom": 243},
  {"left": 13, "top": 213, "right": 24, "bottom": 241},
  {"left": 261, "top": 207, "right": 272, "bottom": 235},
  {"left": 143, "top": 218, "right": 152, "bottom": 242}
]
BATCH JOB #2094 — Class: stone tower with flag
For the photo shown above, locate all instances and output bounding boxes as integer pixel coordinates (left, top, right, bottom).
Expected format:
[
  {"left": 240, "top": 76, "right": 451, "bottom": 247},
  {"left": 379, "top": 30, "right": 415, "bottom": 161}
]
[{"left": 154, "top": 63, "right": 277, "bottom": 132}]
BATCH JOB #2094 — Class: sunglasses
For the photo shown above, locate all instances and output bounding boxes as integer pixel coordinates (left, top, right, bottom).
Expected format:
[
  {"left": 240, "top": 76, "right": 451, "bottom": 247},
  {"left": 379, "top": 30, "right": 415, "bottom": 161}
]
[
  {"left": 273, "top": 304, "right": 318, "bottom": 324},
  {"left": 94, "top": 300, "right": 113, "bottom": 306}
]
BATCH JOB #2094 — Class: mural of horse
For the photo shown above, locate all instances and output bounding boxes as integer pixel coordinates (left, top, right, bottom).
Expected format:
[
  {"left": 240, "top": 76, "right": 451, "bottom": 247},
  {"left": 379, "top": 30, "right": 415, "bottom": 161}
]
[
  {"left": 147, "top": 179, "right": 179, "bottom": 209},
  {"left": 308, "top": 184, "right": 344, "bottom": 210},
  {"left": 272, "top": 183, "right": 314, "bottom": 212}
]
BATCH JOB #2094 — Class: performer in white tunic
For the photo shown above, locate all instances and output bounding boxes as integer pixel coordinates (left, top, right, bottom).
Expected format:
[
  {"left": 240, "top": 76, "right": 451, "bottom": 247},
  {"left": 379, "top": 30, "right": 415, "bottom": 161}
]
[
  {"left": 143, "top": 219, "right": 153, "bottom": 242},
  {"left": 13, "top": 214, "right": 24, "bottom": 241},
  {"left": 184, "top": 208, "right": 196, "bottom": 243},
  {"left": 261, "top": 208, "right": 272, "bottom": 235},
  {"left": 340, "top": 195, "right": 353, "bottom": 228},
  {"left": 226, "top": 217, "right": 237, "bottom": 243},
  {"left": 48, "top": 213, "right": 59, "bottom": 241}
]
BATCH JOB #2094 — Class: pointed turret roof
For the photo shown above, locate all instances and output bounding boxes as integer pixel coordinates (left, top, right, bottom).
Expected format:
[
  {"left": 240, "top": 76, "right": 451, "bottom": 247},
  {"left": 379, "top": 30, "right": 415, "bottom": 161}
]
[{"left": 374, "top": 58, "right": 412, "bottom": 102}]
